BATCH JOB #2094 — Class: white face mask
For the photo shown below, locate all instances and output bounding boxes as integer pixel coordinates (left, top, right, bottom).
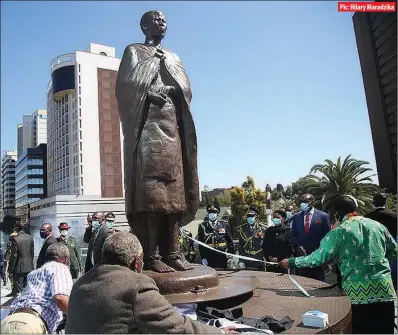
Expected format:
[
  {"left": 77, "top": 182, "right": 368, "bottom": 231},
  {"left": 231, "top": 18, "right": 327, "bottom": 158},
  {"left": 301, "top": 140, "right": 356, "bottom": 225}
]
[
  {"left": 208, "top": 213, "right": 217, "bottom": 222},
  {"left": 60, "top": 230, "right": 68, "bottom": 237}
]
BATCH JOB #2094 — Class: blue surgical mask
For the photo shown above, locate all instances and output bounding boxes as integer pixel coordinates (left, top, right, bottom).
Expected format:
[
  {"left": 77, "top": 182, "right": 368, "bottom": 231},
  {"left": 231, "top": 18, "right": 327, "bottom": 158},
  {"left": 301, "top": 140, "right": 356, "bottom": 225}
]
[
  {"left": 272, "top": 218, "right": 281, "bottom": 225},
  {"left": 247, "top": 217, "right": 255, "bottom": 225},
  {"left": 286, "top": 212, "right": 293, "bottom": 219},
  {"left": 299, "top": 203, "right": 309, "bottom": 211},
  {"left": 208, "top": 213, "right": 217, "bottom": 222},
  {"left": 92, "top": 221, "right": 101, "bottom": 230},
  {"left": 106, "top": 220, "right": 114, "bottom": 229}
]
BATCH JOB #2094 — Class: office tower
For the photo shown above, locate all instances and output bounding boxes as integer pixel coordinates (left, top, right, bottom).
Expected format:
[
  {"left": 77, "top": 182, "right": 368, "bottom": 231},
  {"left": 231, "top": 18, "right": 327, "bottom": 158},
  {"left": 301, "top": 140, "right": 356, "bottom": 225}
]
[
  {"left": 47, "top": 43, "right": 122, "bottom": 197},
  {"left": 18, "top": 109, "right": 47, "bottom": 158},
  {"left": 353, "top": 9, "right": 397, "bottom": 193},
  {"left": 17, "top": 124, "right": 23, "bottom": 158},
  {"left": 15, "top": 144, "right": 47, "bottom": 214},
  {"left": 1, "top": 150, "right": 18, "bottom": 217}
]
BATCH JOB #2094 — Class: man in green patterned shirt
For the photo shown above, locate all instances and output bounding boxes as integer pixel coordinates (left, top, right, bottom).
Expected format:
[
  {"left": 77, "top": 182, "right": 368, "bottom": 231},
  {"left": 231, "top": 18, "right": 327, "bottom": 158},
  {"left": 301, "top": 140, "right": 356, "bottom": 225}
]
[{"left": 280, "top": 195, "right": 397, "bottom": 334}]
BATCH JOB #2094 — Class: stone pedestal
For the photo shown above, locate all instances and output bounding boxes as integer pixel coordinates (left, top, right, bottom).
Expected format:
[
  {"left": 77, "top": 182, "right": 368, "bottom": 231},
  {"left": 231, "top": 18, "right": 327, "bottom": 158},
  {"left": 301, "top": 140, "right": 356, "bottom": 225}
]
[{"left": 145, "top": 265, "right": 259, "bottom": 304}]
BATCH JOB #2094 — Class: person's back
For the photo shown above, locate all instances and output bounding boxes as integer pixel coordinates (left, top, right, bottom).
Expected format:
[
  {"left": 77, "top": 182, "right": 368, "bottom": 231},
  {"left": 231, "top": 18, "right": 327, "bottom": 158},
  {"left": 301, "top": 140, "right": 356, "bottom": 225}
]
[
  {"left": 325, "top": 215, "right": 396, "bottom": 302},
  {"left": 67, "top": 264, "right": 137, "bottom": 333},
  {"left": 67, "top": 232, "right": 222, "bottom": 334},
  {"left": 11, "top": 231, "right": 34, "bottom": 274}
]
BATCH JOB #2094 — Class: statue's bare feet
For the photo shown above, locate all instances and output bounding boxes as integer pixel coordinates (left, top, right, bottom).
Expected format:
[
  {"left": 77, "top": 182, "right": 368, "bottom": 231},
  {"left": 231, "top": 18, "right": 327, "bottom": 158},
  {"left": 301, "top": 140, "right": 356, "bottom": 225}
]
[
  {"left": 167, "top": 253, "right": 194, "bottom": 271},
  {"left": 146, "top": 259, "right": 175, "bottom": 273}
]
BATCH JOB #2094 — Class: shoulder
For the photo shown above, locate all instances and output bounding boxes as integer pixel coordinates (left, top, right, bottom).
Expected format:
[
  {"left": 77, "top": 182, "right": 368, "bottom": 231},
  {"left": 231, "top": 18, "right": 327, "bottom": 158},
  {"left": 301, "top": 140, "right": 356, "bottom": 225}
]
[
  {"left": 163, "top": 48, "right": 181, "bottom": 62},
  {"left": 314, "top": 209, "right": 328, "bottom": 216}
]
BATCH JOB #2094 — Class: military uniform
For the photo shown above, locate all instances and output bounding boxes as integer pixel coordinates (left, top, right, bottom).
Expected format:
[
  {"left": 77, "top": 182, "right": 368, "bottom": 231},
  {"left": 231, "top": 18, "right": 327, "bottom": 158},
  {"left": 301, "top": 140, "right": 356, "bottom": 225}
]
[
  {"left": 179, "top": 230, "right": 196, "bottom": 263},
  {"left": 198, "top": 205, "right": 234, "bottom": 269},
  {"left": 238, "top": 206, "right": 267, "bottom": 270},
  {"left": 57, "top": 223, "right": 82, "bottom": 279}
]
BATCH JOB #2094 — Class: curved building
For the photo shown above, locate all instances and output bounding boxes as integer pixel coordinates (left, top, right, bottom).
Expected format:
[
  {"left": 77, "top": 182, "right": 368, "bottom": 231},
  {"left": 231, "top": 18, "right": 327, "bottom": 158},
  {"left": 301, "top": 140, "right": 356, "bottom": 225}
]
[{"left": 47, "top": 43, "right": 123, "bottom": 197}]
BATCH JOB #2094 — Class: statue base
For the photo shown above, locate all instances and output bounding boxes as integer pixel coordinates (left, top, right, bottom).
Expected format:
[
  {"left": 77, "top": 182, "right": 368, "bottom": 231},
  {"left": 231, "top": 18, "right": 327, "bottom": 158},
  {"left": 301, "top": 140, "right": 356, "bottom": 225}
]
[{"left": 145, "top": 265, "right": 259, "bottom": 305}]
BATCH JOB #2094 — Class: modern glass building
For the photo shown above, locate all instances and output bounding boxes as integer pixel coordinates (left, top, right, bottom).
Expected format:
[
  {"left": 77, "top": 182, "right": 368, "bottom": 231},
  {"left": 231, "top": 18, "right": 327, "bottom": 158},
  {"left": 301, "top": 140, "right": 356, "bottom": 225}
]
[{"left": 15, "top": 144, "right": 47, "bottom": 210}]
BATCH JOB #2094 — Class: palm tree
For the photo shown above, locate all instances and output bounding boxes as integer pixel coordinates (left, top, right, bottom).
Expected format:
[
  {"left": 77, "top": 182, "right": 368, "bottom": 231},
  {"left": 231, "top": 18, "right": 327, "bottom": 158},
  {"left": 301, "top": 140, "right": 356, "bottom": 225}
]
[{"left": 304, "top": 155, "right": 380, "bottom": 214}]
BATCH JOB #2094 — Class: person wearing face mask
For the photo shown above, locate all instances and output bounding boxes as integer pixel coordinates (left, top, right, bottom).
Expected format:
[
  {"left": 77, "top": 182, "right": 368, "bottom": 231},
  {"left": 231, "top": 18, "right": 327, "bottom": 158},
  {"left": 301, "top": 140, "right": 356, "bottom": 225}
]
[
  {"left": 105, "top": 212, "right": 119, "bottom": 232},
  {"left": 57, "top": 222, "right": 83, "bottom": 280},
  {"left": 1, "top": 243, "right": 73, "bottom": 334},
  {"left": 262, "top": 210, "right": 293, "bottom": 273},
  {"left": 66, "top": 232, "right": 231, "bottom": 334},
  {"left": 83, "top": 211, "right": 113, "bottom": 273},
  {"left": 279, "top": 195, "right": 397, "bottom": 334},
  {"left": 238, "top": 206, "right": 267, "bottom": 270},
  {"left": 290, "top": 194, "right": 331, "bottom": 281},
  {"left": 284, "top": 205, "right": 295, "bottom": 226},
  {"left": 198, "top": 204, "right": 234, "bottom": 269},
  {"left": 36, "top": 223, "right": 57, "bottom": 269}
]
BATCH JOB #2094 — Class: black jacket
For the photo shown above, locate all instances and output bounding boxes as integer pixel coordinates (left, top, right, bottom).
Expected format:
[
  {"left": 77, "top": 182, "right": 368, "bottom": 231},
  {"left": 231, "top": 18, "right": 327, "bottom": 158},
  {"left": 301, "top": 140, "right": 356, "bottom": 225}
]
[
  {"left": 8, "top": 231, "right": 34, "bottom": 274},
  {"left": 84, "top": 225, "right": 113, "bottom": 272},
  {"left": 365, "top": 208, "right": 397, "bottom": 238},
  {"left": 36, "top": 235, "right": 57, "bottom": 269},
  {"left": 263, "top": 224, "right": 293, "bottom": 261}
]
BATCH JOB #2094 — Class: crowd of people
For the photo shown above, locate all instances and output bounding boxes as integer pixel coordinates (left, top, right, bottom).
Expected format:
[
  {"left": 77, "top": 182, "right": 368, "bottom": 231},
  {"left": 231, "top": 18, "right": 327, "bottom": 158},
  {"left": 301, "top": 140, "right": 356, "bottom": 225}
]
[{"left": 0, "top": 192, "right": 396, "bottom": 334}]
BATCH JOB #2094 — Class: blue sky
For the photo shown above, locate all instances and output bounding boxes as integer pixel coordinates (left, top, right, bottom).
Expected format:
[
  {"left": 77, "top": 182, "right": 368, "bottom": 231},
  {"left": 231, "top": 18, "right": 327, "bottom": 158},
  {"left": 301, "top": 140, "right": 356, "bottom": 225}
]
[{"left": 1, "top": 1, "right": 377, "bottom": 191}]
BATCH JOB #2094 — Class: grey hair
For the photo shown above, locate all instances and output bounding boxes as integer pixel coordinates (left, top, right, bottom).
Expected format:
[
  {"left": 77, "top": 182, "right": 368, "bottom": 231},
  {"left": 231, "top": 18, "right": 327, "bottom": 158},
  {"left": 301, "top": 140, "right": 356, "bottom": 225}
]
[
  {"left": 45, "top": 243, "right": 70, "bottom": 262},
  {"left": 102, "top": 232, "right": 143, "bottom": 267}
]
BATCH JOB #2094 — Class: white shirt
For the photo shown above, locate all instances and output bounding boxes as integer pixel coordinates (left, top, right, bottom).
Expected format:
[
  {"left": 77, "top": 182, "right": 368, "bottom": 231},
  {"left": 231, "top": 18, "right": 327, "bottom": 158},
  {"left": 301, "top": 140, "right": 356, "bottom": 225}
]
[{"left": 303, "top": 207, "right": 315, "bottom": 228}]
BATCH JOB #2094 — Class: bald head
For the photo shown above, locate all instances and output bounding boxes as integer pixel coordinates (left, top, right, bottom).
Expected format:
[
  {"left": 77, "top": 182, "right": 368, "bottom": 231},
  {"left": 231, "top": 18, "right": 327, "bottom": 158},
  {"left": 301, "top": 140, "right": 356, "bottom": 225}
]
[{"left": 140, "top": 10, "right": 167, "bottom": 41}]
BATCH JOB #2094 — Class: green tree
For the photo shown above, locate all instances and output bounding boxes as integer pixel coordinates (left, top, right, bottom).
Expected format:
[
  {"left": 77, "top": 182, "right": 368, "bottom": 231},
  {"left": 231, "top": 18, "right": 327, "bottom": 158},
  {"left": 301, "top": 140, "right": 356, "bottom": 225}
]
[
  {"left": 304, "top": 155, "right": 380, "bottom": 213},
  {"left": 385, "top": 193, "right": 397, "bottom": 212},
  {"left": 215, "top": 189, "right": 232, "bottom": 206},
  {"left": 229, "top": 176, "right": 266, "bottom": 238}
]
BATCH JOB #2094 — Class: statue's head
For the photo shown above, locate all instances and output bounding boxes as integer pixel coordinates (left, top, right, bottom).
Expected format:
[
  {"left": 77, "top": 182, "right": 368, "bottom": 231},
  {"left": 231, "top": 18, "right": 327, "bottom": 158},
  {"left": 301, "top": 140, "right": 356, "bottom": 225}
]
[{"left": 140, "top": 10, "right": 167, "bottom": 40}]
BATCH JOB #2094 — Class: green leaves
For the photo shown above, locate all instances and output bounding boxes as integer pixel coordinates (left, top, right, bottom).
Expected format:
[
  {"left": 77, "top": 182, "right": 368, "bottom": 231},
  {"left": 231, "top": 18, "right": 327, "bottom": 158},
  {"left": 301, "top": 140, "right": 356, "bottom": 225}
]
[{"left": 305, "top": 155, "right": 381, "bottom": 213}]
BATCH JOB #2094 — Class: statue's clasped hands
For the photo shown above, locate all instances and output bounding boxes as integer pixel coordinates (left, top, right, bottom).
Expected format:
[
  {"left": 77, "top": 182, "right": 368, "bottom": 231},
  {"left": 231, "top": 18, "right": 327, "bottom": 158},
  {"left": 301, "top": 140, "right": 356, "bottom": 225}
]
[{"left": 148, "top": 86, "right": 176, "bottom": 107}]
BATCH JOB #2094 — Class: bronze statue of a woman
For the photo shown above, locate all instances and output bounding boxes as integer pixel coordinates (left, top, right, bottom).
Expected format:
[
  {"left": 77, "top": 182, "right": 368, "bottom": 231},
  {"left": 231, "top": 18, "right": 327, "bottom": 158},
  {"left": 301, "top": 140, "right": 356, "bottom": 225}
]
[{"left": 116, "top": 10, "right": 199, "bottom": 273}]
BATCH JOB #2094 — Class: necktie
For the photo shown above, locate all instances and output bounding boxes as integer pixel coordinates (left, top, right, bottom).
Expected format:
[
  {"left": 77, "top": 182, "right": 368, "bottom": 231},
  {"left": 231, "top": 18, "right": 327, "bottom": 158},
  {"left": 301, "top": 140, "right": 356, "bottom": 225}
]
[{"left": 305, "top": 213, "right": 310, "bottom": 234}]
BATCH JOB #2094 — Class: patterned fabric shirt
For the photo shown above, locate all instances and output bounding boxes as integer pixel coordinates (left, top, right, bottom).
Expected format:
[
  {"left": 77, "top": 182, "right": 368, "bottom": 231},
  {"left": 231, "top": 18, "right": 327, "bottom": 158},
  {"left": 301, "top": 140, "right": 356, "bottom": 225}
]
[
  {"left": 9, "top": 261, "right": 73, "bottom": 333},
  {"left": 289, "top": 215, "right": 397, "bottom": 304}
]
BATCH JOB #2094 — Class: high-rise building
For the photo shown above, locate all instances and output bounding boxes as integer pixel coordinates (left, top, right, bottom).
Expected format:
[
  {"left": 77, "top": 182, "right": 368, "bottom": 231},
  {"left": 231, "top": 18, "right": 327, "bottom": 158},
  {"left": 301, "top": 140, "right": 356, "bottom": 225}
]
[
  {"left": 15, "top": 144, "right": 47, "bottom": 222},
  {"left": 1, "top": 150, "right": 18, "bottom": 217},
  {"left": 17, "top": 124, "right": 23, "bottom": 158},
  {"left": 18, "top": 109, "right": 47, "bottom": 158},
  {"left": 353, "top": 8, "right": 397, "bottom": 193},
  {"left": 47, "top": 43, "right": 123, "bottom": 197}
]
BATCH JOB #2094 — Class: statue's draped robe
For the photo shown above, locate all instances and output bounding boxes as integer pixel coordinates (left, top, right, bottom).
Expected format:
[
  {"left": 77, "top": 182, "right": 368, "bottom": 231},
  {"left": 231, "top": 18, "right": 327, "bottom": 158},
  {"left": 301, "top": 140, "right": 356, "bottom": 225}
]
[{"left": 116, "top": 44, "right": 199, "bottom": 229}]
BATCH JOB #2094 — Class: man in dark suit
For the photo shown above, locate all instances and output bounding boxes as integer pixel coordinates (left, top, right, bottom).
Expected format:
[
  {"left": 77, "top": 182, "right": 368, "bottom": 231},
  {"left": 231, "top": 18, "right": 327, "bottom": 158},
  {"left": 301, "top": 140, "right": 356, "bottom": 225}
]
[
  {"left": 36, "top": 223, "right": 57, "bottom": 269},
  {"left": 7, "top": 222, "right": 34, "bottom": 296},
  {"left": 365, "top": 193, "right": 397, "bottom": 238},
  {"left": 365, "top": 192, "right": 397, "bottom": 289},
  {"left": 66, "top": 232, "right": 223, "bottom": 334},
  {"left": 83, "top": 211, "right": 113, "bottom": 272},
  {"left": 291, "top": 194, "right": 331, "bottom": 281}
]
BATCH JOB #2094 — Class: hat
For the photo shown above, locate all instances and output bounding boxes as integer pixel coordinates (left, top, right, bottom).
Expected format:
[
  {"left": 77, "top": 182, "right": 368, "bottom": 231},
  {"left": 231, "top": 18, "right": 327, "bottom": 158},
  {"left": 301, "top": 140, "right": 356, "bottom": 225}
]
[
  {"left": 206, "top": 204, "right": 220, "bottom": 213},
  {"left": 247, "top": 205, "right": 259, "bottom": 216},
  {"left": 58, "top": 222, "right": 70, "bottom": 230}
]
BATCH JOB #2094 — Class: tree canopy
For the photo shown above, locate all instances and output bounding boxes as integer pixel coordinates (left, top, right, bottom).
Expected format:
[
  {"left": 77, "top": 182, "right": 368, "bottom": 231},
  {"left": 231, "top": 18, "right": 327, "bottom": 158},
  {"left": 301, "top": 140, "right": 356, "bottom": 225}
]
[{"left": 304, "top": 155, "right": 380, "bottom": 213}]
